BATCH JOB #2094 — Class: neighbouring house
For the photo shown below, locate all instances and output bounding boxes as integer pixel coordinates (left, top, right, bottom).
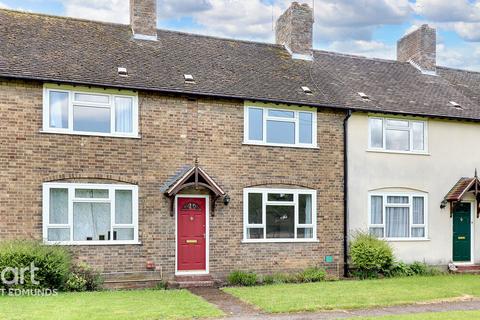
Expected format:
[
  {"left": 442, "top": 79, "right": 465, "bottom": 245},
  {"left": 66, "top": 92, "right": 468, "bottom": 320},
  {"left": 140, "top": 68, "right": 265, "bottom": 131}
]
[{"left": 2, "top": 0, "right": 480, "bottom": 288}]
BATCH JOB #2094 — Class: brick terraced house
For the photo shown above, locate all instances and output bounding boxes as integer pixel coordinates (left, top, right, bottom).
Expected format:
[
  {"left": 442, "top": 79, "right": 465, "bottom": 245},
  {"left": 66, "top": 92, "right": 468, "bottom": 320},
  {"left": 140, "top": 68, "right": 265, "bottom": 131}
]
[{"left": 3, "top": 0, "right": 480, "bottom": 287}]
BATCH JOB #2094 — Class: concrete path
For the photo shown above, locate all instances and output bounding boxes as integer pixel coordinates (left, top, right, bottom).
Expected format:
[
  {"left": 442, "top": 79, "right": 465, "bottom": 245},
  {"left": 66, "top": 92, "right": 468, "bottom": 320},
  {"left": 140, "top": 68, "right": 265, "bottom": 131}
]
[{"left": 190, "top": 287, "right": 480, "bottom": 320}]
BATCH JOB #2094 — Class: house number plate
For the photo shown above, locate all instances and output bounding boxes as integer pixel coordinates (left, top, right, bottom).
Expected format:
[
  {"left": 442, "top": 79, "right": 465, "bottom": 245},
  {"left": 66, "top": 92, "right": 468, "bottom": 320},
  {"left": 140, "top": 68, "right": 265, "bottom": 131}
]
[{"left": 186, "top": 240, "right": 198, "bottom": 244}]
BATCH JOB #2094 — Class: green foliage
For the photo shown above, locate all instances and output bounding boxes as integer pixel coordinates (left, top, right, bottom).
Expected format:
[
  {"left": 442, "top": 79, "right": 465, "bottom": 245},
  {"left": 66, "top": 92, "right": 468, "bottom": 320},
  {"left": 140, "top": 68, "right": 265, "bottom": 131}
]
[
  {"left": 69, "top": 262, "right": 103, "bottom": 291},
  {"left": 0, "top": 240, "right": 71, "bottom": 290},
  {"left": 227, "top": 271, "right": 258, "bottom": 286},
  {"left": 296, "top": 267, "right": 327, "bottom": 283},
  {"left": 153, "top": 281, "right": 167, "bottom": 290},
  {"left": 386, "top": 261, "right": 445, "bottom": 278},
  {"left": 65, "top": 273, "right": 87, "bottom": 292},
  {"left": 261, "top": 273, "right": 296, "bottom": 285},
  {"left": 386, "top": 262, "right": 415, "bottom": 278},
  {"left": 349, "top": 232, "right": 394, "bottom": 279}
]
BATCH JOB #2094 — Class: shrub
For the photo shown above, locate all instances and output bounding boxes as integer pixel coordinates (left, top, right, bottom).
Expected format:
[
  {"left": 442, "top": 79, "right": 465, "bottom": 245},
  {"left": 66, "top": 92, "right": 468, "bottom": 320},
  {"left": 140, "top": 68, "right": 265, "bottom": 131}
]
[
  {"left": 349, "top": 232, "right": 394, "bottom": 279},
  {"left": 296, "top": 267, "right": 326, "bottom": 283},
  {"left": 66, "top": 273, "right": 87, "bottom": 292},
  {"left": 153, "top": 281, "right": 167, "bottom": 290},
  {"left": 262, "top": 273, "right": 296, "bottom": 285},
  {"left": 386, "top": 262, "right": 414, "bottom": 278},
  {"left": 70, "top": 262, "right": 103, "bottom": 291},
  {"left": 0, "top": 240, "right": 71, "bottom": 290},
  {"left": 227, "top": 271, "right": 257, "bottom": 286}
]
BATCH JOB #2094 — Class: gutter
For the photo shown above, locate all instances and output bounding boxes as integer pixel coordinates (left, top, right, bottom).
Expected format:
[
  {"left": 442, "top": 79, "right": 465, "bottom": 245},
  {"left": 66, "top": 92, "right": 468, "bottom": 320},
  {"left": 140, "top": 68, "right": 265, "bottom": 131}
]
[{"left": 343, "top": 109, "right": 352, "bottom": 278}]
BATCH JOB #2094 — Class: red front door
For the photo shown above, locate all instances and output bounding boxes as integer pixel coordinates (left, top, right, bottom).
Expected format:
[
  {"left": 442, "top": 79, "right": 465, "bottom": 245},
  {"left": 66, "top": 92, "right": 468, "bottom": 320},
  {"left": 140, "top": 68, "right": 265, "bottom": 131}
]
[{"left": 177, "top": 197, "right": 207, "bottom": 272}]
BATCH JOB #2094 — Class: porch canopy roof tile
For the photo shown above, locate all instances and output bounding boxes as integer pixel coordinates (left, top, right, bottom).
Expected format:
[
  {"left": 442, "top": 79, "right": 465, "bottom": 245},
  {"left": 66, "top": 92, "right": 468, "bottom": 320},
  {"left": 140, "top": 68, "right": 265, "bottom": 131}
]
[{"left": 444, "top": 177, "right": 480, "bottom": 202}]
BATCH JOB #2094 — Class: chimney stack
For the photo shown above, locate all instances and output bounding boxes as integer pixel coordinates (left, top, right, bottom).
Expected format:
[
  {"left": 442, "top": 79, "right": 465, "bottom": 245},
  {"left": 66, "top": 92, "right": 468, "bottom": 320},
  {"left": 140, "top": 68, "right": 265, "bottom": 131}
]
[
  {"left": 397, "top": 24, "right": 436, "bottom": 75},
  {"left": 276, "top": 2, "right": 314, "bottom": 61},
  {"left": 130, "top": 0, "right": 157, "bottom": 41}
]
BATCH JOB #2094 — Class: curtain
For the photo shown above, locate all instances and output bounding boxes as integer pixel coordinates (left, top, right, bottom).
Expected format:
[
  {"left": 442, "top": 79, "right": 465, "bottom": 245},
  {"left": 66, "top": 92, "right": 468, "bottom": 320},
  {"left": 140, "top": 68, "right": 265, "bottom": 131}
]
[
  {"left": 49, "top": 188, "right": 68, "bottom": 224},
  {"left": 73, "top": 202, "right": 111, "bottom": 241},
  {"left": 299, "top": 194, "right": 312, "bottom": 224},
  {"left": 387, "top": 196, "right": 409, "bottom": 204},
  {"left": 49, "top": 91, "right": 68, "bottom": 129},
  {"left": 413, "top": 197, "right": 424, "bottom": 224},
  {"left": 115, "top": 97, "right": 133, "bottom": 133},
  {"left": 371, "top": 196, "right": 383, "bottom": 224},
  {"left": 115, "top": 190, "right": 133, "bottom": 224},
  {"left": 386, "top": 207, "right": 409, "bottom": 237}
]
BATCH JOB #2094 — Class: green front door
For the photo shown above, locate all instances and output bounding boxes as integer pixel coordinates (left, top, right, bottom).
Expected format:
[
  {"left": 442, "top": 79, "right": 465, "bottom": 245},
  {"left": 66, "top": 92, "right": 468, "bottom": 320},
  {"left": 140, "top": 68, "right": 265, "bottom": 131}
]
[{"left": 453, "top": 202, "right": 471, "bottom": 262}]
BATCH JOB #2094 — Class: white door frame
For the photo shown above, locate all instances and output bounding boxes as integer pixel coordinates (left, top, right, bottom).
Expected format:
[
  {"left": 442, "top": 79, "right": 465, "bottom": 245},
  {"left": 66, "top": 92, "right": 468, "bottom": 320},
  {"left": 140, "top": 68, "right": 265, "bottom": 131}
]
[
  {"left": 452, "top": 200, "right": 474, "bottom": 265},
  {"left": 175, "top": 194, "right": 210, "bottom": 275}
]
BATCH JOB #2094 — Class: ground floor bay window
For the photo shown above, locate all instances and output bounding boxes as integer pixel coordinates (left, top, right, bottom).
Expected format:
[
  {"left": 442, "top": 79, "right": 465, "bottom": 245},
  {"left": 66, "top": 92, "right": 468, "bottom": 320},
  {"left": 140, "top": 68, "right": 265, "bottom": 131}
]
[
  {"left": 43, "top": 183, "right": 139, "bottom": 245},
  {"left": 243, "top": 188, "right": 317, "bottom": 242}
]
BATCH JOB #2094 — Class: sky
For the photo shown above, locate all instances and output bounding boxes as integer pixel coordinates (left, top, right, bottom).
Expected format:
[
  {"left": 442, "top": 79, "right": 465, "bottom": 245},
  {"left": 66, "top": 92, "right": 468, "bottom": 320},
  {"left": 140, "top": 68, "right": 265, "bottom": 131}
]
[{"left": 2, "top": 0, "right": 480, "bottom": 71}]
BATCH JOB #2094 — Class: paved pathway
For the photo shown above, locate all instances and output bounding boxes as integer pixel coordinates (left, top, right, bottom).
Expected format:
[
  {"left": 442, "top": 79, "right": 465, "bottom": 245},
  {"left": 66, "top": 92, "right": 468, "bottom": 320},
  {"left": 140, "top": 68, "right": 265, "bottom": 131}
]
[{"left": 190, "top": 287, "right": 480, "bottom": 320}]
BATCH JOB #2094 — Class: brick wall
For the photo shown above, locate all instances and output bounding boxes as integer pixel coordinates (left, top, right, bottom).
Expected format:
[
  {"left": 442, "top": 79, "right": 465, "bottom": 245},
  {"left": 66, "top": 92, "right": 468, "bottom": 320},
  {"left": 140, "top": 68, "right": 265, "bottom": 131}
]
[
  {"left": 0, "top": 78, "right": 345, "bottom": 279},
  {"left": 275, "top": 2, "right": 313, "bottom": 57},
  {"left": 130, "top": 0, "right": 157, "bottom": 38},
  {"left": 397, "top": 24, "right": 436, "bottom": 73}
]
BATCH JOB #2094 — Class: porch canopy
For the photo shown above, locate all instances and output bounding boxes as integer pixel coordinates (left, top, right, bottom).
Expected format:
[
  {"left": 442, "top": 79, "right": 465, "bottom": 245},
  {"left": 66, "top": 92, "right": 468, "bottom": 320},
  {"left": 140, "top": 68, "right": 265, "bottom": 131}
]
[
  {"left": 161, "top": 163, "right": 225, "bottom": 216},
  {"left": 444, "top": 173, "right": 480, "bottom": 217}
]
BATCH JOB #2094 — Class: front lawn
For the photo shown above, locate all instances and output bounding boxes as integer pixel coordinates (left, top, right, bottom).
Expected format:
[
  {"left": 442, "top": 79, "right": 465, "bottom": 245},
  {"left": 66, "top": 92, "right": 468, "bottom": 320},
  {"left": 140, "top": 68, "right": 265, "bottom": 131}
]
[
  {"left": 223, "top": 275, "right": 480, "bottom": 313},
  {"left": 0, "top": 289, "right": 223, "bottom": 320},
  {"left": 353, "top": 310, "right": 480, "bottom": 320}
]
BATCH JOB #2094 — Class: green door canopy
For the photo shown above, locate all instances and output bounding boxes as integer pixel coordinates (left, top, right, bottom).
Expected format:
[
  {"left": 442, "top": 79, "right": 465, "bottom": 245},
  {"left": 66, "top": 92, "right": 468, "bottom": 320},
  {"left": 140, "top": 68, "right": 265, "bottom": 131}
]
[{"left": 453, "top": 203, "right": 471, "bottom": 262}]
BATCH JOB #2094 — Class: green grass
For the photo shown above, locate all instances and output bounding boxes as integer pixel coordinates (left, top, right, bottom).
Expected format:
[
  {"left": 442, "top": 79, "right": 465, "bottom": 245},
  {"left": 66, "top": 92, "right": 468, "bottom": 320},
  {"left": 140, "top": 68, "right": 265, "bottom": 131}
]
[
  {"left": 223, "top": 275, "right": 480, "bottom": 313},
  {"left": 352, "top": 310, "right": 480, "bottom": 320},
  {"left": 0, "top": 289, "right": 223, "bottom": 320}
]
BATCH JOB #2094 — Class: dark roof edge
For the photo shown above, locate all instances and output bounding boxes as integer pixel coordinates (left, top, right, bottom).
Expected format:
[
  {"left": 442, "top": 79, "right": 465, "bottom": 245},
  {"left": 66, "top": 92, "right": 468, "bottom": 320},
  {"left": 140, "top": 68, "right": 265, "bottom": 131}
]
[{"left": 2, "top": 73, "right": 480, "bottom": 123}]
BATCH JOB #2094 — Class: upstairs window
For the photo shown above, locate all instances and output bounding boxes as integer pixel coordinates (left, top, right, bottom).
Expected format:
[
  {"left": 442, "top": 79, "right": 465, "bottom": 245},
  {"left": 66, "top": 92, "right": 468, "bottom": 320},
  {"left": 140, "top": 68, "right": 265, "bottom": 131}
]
[
  {"left": 43, "top": 183, "right": 139, "bottom": 245},
  {"left": 43, "top": 86, "right": 138, "bottom": 137},
  {"left": 243, "top": 188, "right": 317, "bottom": 242},
  {"left": 369, "top": 117, "right": 427, "bottom": 153},
  {"left": 244, "top": 105, "right": 317, "bottom": 148}
]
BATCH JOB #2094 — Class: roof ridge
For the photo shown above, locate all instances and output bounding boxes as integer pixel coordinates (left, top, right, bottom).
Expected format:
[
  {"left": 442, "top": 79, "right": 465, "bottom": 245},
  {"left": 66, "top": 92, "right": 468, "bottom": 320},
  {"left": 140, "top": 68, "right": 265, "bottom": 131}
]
[{"left": 313, "top": 49, "right": 399, "bottom": 64}]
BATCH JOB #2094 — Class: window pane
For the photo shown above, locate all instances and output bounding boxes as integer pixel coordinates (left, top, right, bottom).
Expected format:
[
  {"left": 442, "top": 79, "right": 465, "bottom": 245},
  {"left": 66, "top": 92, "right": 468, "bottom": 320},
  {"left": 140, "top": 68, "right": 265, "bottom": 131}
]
[
  {"left": 370, "top": 118, "right": 383, "bottom": 148},
  {"left": 371, "top": 196, "right": 383, "bottom": 224},
  {"left": 115, "top": 97, "right": 133, "bottom": 133},
  {"left": 73, "top": 105, "right": 111, "bottom": 133},
  {"left": 297, "top": 227, "right": 313, "bottom": 239},
  {"left": 299, "top": 194, "right": 312, "bottom": 224},
  {"left": 411, "top": 227, "right": 425, "bottom": 238},
  {"left": 387, "top": 196, "right": 409, "bottom": 204},
  {"left": 74, "top": 93, "right": 109, "bottom": 104},
  {"left": 412, "top": 122, "right": 425, "bottom": 151},
  {"left": 413, "top": 197, "right": 424, "bottom": 224},
  {"left": 299, "top": 112, "right": 313, "bottom": 144},
  {"left": 266, "top": 120, "right": 295, "bottom": 144},
  {"left": 75, "top": 189, "right": 109, "bottom": 198},
  {"left": 369, "top": 227, "right": 384, "bottom": 238},
  {"left": 266, "top": 205, "right": 294, "bottom": 239},
  {"left": 267, "top": 193, "right": 294, "bottom": 202},
  {"left": 47, "top": 228, "right": 70, "bottom": 242},
  {"left": 386, "top": 207, "right": 409, "bottom": 238},
  {"left": 248, "top": 193, "right": 263, "bottom": 224},
  {"left": 248, "top": 108, "right": 263, "bottom": 141},
  {"left": 268, "top": 109, "right": 294, "bottom": 118},
  {"left": 49, "top": 188, "right": 68, "bottom": 224},
  {"left": 49, "top": 91, "right": 69, "bottom": 129},
  {"left": 73, "top": 203, "right": 111, "bottom": 241},
  {"left": 386, "top": 129, "right": 409, "bottom": 151},
  {"left": 386, "top": 119, "right": 409, "bottom": 127},
  {"left": 247, "top": 228, "right": 263, "bottom": 239},
  {"left": 113, "top": 228, "right": 134, "bottom": 240},
  {"left": 115, "top": 190, "right": 133, "bottom": 224}
]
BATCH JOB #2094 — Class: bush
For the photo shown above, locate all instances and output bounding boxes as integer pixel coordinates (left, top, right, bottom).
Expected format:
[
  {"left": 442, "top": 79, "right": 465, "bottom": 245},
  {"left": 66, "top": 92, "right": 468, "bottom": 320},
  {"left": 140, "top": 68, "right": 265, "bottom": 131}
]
[
  {"left": 227, "top": 271, "right": 257, "bottom": 286},
  {"left": 0, "top": 240, "right": 71, "bottom": 290},
  {"left": 261, "top": 273, "right": 296, "bottom": 285},
  {"left": 69, "top": 262, "right": 103, "bottom": 291},
  {"left": 386, "top": 262, "right": 415, "bottom": 278},
  {"left": 296, "top": 267, "right": 326, "bottom": 283},
  {"left": 349, "top": 232, "right": 394, "bottom": 279},
  {"left": 386, "top": 261, "right": 444, "bottom": 278},
  {"left": 66, "top": 273, "right": 87, "bottom": 292}
]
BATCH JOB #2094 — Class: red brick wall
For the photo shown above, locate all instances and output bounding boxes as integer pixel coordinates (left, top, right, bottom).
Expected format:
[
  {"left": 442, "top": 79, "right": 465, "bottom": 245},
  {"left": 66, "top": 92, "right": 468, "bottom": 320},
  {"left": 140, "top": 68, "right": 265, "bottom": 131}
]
[{"left": 0, "top": 78, "right": 345, "bottom": 279}]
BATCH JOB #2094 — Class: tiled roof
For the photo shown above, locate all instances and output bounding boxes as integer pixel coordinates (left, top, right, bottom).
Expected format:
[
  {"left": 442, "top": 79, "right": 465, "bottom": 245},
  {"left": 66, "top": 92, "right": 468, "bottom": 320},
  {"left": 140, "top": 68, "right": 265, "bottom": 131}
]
[
  {"left": 444, "top": 178, "right": 478, "bottom": 202},
  {"left": 2, "top": 9, "right": 480, "bottom": 120}
]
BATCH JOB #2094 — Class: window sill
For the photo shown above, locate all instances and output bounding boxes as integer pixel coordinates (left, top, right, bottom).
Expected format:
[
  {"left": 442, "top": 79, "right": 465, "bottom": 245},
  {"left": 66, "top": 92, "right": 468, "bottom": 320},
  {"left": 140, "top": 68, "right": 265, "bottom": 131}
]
[
  {"left": 366, "top": 149, "right": 430, "bottom": 156},
  {"left": 44, "top": 241, "right": 142, "bottom": 246},
  {"left": 243, "top": 142, "right": 319, "bottom": 149},
  {"left": 241, "top": 239, "right": 320, "bottom": 244},
  {"left": 39, "top": 130, "right": 141, "bottom": 139},
  {"left": 384, "top": 238, "right": 430, "bottom": 242}
]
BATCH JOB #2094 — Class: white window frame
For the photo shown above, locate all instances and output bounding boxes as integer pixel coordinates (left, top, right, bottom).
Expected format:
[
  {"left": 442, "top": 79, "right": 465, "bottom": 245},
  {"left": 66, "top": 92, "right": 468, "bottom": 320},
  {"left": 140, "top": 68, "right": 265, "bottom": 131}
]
[
  {"left": 368, "top": 192, "right": 428, "bottom": 241},
  {"left": 43, "top": 183, "right": 139, "bottom": 245},
  {"left": 243, "top": 188, "right": 318, "bottom": 243},
  {"left": 368, "top": 117, "right": 428, "bottom": 154},
  {"left": 42, "top": 85, "right": 139, "bottom": 138},
  {"left": 243, "top": 105, "right": 318, "bottom": 148}
]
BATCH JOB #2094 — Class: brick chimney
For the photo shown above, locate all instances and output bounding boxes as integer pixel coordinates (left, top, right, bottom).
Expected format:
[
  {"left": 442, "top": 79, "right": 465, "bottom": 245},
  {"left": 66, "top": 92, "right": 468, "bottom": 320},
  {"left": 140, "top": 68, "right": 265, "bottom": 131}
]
[
  {"left": 276, "top": 2, "right": 314, "bottom": 61},
  {"left": 130, "top": 0, "right": 157, "bottom": 41},
  {"left": 397, "top": 24, "right": 436, "bottom": 75}
]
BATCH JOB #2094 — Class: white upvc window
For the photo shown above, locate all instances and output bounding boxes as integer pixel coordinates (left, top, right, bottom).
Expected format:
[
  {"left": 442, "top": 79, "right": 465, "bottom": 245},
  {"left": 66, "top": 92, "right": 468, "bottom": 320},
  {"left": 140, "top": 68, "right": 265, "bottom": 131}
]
[
  {"left": 43, "top": 183, "right": 139, "bottom": 245},
  {"left": 244, "top": 105, "right": 317, "bottom": 148},
  {"left": 369, "top": 117, "right": 427, "bottom": 153},
  {"left": 369, "top": 193, "right": 428, "bottom": 240},
  {"left": 243, "top": 188, "right": 317, "bottom": 243},
  {"left": 43, "top": 85, "right": 139, "bottom": 138}
]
